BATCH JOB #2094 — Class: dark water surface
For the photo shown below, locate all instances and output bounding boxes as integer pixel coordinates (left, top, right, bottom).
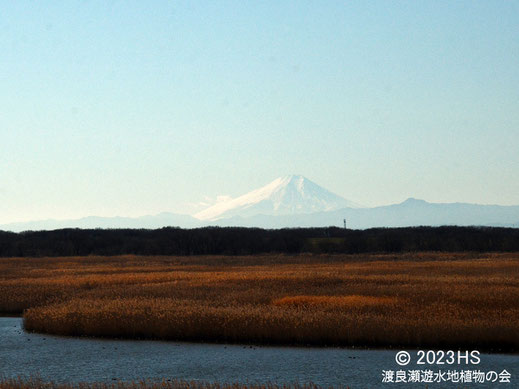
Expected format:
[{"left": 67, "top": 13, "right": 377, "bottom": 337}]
[{"left": 0, "top": 318, "right": 517, "bottom": 388}]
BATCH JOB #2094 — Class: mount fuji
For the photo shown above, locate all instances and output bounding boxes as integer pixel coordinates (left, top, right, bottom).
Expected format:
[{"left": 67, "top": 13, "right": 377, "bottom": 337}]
[
  {"left": 194, "top": 175, "right": 361, "bottom": 221},
  {"left": 2, "top": 175, "right": 519, "bottom": 232}
]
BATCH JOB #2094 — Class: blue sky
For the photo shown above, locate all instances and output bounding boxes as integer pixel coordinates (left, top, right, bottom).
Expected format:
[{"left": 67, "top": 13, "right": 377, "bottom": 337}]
[{"left": 1, "top": 1, "right": 518, "bottom": 223}]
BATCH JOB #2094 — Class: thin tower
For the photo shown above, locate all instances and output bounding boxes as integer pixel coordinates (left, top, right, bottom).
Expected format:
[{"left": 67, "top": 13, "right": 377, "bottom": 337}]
[{"left": 343, "top": 219, "right": 347, "bottom": 229}]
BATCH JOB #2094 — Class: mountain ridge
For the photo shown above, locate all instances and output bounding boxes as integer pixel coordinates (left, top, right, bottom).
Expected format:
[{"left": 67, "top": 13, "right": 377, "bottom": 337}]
[
  {"left": 2, "top": 200, "right": 518, "bottom": 232},
  {"left": 0, "top": 212, "right": 200, "bottom": 232}
]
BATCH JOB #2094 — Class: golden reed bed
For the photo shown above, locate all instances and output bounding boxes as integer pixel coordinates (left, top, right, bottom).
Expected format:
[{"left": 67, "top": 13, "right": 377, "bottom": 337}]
[{"left": 0, "top": 253, "right": 517, "bottom": 350}]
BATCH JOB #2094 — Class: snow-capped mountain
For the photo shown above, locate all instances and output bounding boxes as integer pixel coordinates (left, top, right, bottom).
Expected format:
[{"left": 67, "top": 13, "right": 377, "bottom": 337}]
[
  {"left": 3, "top": 175, "right": 519, "bottom": 231},
  {"left": 194, "top": 175, "right": 360, "bottom": 221}
]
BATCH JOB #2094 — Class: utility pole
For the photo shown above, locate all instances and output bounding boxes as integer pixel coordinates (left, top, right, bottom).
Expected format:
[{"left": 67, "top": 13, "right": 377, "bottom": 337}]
[{"left": 343, "top": 219, "right": 347, "bottom": 229}]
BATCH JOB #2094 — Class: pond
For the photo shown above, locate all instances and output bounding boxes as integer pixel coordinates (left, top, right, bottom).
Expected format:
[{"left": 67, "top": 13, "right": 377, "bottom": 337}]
[{"left": 0, "top": 317, "right": 516, "bottom": 388}]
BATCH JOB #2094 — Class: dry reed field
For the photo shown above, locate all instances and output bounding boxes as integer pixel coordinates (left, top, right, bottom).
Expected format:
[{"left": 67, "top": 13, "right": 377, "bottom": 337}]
[
  {"left": 0, "top": 252, "right": 518, "bottom": 350},
  {"left": 0, "top": 378, "right": 328, "bottom": 389}
]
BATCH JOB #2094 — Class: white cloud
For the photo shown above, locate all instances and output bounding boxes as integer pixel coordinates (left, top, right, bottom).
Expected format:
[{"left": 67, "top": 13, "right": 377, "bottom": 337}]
[{"left": 183, "top": 194, "right": 233, "bottom": 215}]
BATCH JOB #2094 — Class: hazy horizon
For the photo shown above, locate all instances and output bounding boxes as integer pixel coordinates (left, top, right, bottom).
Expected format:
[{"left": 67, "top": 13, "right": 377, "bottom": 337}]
[
  {"left": 3, "top": 173, "right": 519, "bottom": 225},
  {"left": 2, "top": 1, "right": 518, "bottom": 224},
  {"left": 2, "top": 173, "right": 519, "bottom": 229}
]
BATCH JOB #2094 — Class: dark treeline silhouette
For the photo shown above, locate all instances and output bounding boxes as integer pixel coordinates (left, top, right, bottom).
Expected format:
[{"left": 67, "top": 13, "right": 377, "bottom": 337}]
[{"left": 0, "top": 226, "right": 518, "bottom": 257}]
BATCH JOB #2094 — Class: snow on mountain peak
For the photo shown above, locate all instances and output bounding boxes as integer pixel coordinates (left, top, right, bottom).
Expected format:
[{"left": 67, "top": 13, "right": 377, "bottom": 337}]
[{"left": 193, "top": 175, "right": 359, "bottom": 221}]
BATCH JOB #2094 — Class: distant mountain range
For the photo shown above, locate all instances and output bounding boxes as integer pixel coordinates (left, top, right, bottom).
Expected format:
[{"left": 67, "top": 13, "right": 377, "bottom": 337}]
[
  {"left": 2, "top": 175, "right": 518, "bottom": 232},
  {"left": 214, "top": 197, "right": 519, "bottom": 229},
  {"left": 0, "top": 212, "right": 201, "bottom": 232}
]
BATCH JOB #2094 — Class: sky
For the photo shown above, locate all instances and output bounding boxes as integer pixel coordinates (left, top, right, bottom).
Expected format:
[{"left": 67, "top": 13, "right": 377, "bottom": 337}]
[{"left": 1, "top": 1, "right": 518, "bottom": 223}]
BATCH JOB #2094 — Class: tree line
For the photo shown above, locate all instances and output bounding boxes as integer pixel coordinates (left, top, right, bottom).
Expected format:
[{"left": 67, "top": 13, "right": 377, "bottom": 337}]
[{"left": 0, "top": 226, "right": 518, "bottom": 257}]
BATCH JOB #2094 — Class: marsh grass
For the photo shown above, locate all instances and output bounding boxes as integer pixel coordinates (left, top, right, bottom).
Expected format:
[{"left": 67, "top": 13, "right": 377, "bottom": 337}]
[
  {"left": 271, "top": 295, "right": 399, "bottom": 308},
  {"left": 0, "top": 253, "right": 517, "bottom": 350}
]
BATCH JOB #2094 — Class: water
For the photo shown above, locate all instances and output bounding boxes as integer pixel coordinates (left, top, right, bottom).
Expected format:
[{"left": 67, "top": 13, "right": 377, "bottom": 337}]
[{"left": 0, "top": 317, "right": 517, "bottom": 388}]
